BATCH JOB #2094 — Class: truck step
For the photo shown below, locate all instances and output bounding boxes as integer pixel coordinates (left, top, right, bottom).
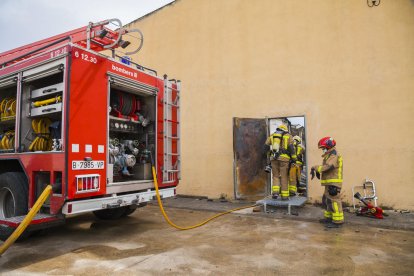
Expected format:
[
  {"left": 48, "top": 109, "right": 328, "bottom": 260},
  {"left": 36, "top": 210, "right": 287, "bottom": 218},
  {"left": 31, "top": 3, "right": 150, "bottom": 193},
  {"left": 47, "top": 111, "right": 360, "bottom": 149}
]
[{"left": 0, "top": 213, "right": 63, "bottom": 228}]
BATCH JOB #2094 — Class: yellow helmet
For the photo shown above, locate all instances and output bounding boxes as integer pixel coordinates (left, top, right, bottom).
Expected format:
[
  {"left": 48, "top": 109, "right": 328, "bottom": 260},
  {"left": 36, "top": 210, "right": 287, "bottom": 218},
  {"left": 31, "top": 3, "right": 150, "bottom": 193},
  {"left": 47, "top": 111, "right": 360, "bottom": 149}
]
[
  {"left": 293, "top": 136, "right": 301, "bottom": 143},
  {"left": 277, "top": 124, "right": 288, "bottom": 132}
]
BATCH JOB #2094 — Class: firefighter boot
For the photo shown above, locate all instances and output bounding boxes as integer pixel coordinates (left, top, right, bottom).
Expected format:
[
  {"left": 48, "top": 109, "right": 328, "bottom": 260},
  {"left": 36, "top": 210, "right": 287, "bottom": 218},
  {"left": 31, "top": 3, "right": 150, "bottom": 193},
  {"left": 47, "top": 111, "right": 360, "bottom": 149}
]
[
  {"left": 325, "top": 222, "right": 342, "bottom": 229},
  {"left": 319, "top": 218, "right": 332, "bottom": 224}
]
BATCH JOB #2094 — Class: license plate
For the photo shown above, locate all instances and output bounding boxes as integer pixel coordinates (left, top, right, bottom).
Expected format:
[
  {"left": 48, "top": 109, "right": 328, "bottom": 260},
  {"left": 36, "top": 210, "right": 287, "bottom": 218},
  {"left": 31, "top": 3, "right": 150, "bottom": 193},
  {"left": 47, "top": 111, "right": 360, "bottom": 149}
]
[{"left": 72, "top": 161, "right": 105, "bottom": 170}]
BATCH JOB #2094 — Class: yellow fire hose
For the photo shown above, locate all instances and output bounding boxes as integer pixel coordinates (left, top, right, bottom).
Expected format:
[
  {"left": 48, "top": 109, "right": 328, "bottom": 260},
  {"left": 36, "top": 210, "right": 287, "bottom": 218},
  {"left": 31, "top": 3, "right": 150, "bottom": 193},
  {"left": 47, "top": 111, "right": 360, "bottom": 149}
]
[
  {"left": 32, "top": 96, "right": 62, "bottom": 108},
  {"left": 0, "top": 185, "right": 52, "bottom": 256},
  {"left": 0, "top": 130, "right": 15, "bottom": 150},
  {"left": 152, "top": 166, "right": 258, "bottom": 230},
  {"left": 0, "top": 98, "right": 16, "bottom": 120},
  {"left": 29, "top": 118, "right": 52, "bottom": 151}
]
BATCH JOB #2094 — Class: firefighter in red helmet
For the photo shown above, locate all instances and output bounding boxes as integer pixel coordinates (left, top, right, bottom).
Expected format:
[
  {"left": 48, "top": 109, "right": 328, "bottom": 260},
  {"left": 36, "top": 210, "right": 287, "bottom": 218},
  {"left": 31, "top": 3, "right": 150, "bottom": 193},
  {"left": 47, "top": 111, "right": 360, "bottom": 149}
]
[{"left": 311, "top": 137, "right": 344, "bottom": 228}]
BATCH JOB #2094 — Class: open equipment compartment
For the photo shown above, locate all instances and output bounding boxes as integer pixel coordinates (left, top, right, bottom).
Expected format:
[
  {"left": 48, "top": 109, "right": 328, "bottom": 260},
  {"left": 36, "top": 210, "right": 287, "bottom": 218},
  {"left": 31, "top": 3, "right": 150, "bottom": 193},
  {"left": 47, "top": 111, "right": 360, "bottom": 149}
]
[
  {"left": 0, "top": 75, "right": 18, "bottom": 153},
  {"left": 20, "top": 60, "right": 65, "bottom": 153},
  {"left": 0, "top": 18, "right": 181, "bottom": 242},
  {"left": 107, "top": 76, "right": 156, "bottom": 184}
]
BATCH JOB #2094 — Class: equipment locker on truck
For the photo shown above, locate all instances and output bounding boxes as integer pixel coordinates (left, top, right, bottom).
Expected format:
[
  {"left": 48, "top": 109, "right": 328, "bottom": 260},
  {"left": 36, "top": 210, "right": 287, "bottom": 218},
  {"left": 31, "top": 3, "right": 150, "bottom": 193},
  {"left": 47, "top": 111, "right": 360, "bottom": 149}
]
[{"left": 0, "top": 18, "right": 181, "bottom": 240}]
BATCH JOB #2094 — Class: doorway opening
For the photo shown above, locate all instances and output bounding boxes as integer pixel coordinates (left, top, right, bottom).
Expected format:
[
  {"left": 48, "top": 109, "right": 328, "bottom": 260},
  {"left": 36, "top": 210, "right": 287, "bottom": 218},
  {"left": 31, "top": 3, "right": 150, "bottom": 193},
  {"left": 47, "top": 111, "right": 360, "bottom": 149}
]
[
  {"left": 267, "top": 116, "right": 307, "bottom": 198},
  {"left": 233, "top": 116, "right": 307, "bottom": 202}
]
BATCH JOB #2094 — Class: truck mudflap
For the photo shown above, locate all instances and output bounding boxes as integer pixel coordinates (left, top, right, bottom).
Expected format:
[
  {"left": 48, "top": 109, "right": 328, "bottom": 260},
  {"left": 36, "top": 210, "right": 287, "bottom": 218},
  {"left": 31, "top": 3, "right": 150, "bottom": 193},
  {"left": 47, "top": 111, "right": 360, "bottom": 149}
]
[{"left": 62, "top": 187, "right": 176, "bottom": 215}]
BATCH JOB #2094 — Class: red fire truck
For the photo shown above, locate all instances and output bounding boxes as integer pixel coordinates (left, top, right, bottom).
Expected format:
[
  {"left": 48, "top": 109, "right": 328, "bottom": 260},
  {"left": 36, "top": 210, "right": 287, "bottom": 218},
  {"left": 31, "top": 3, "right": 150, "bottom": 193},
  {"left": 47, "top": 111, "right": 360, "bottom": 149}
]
[{"left": 0, "top": 19, "right": 180, "bottom": 240}]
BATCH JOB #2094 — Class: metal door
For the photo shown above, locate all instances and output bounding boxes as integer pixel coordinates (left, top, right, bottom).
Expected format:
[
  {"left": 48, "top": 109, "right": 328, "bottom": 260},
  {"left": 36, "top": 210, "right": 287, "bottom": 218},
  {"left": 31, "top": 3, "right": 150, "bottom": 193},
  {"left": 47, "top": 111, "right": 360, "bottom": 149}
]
[{"left": 233, "top": 117, "right": 268, "bottom": 199}]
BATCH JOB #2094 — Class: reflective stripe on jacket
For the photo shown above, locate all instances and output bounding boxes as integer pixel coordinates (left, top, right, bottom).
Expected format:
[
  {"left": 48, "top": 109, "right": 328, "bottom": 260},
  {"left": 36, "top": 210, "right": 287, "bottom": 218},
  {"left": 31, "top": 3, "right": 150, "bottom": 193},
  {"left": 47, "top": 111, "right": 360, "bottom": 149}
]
[
  {"left": 295, "top": 144, "right": 305, "bottom": 165},
  {"left": 316, "top": 149, "right": 343, "bottom": 188}
]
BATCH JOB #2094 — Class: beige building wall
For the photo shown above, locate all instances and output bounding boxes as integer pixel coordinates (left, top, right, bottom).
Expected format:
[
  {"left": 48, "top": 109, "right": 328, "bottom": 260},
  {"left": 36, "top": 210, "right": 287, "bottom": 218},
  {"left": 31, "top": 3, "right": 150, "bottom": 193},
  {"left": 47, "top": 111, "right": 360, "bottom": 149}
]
[{"left": 124, "top": 0, "right": 414, "bottom": 209}]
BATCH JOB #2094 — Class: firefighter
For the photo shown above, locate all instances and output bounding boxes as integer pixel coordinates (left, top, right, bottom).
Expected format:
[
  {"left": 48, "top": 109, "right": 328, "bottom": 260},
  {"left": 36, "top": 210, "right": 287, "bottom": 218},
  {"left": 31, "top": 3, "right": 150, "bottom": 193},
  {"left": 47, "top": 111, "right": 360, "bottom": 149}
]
[
  {"left": 265, "top": 124, "right": 296, "bottom": 200},
  {"left": 311, "top": 137, "right": 344, "bottom": 228},
  {"left": 289, "top": 136, "right": 305, "bottom": 196}
]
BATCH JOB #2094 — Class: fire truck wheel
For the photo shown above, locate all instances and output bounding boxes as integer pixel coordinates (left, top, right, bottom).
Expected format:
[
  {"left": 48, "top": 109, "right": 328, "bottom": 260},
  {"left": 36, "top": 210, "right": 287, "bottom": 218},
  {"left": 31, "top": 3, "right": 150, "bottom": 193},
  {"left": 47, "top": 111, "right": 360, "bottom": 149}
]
[
  {"left": 0, "top": 172, "right": 29, "bottom": 241},
  {"left": 122, "top": 205, "right": 137, "bottom": 216},
  {"left": 93, "top": 207, "right": 128, "bottom": 220},
  {"left": 0, "top": 225, "right": 33, "bottom": 242},
  {"left": 122, "top": 202, "right": 147, "bottom": 217},
  {"left": 0, "top": 172, "right": 28, "bottom": 219}
]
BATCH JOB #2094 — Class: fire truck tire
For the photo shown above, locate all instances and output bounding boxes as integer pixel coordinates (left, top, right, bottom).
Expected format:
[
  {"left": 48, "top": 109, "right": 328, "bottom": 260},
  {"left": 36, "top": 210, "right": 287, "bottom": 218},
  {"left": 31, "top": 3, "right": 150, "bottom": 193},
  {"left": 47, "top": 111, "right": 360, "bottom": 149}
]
[
  {"left": 0, "top": 172, "right": 29, "bottom": 241},
  {"left": 93, "top": 207, "right": 128, "bottom": 220},
  {"left": 0, "top": 225, "right": 33, "bottom": 242},
  {"left": 0, "top": 172, "right": 28, "bottom": 218},
  {"left": 122, "top": 205, "right": 137, "bottom": 216},
  {"left": 122, "top": 202, "right": 148, "bottom": 217}
]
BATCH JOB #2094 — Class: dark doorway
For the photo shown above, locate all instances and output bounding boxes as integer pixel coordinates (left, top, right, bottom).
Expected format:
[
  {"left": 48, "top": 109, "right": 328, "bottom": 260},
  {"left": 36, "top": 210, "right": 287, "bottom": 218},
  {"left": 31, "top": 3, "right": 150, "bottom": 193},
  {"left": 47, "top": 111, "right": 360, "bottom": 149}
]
[{"left": 233, "top": 116, "right": 308, "bottom": 200}]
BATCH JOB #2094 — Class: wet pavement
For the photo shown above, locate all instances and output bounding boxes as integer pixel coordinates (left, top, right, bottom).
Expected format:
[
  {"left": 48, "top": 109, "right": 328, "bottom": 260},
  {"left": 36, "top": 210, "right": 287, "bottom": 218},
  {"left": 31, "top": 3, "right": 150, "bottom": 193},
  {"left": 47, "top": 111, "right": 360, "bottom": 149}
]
[
  {"left": 164, "top": 196, "right": 414, "bottom": 231},
  {"left": 0, "top": 200, "right": 413, "bottom": 275}
]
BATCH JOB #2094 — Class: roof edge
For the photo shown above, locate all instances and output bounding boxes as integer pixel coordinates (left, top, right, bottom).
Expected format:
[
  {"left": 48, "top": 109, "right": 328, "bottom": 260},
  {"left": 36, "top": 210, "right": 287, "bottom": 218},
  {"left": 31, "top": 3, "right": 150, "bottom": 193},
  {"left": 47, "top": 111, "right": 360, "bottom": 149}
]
[{"left": 124, "top": 0, "right": 177, "bottom": 27}]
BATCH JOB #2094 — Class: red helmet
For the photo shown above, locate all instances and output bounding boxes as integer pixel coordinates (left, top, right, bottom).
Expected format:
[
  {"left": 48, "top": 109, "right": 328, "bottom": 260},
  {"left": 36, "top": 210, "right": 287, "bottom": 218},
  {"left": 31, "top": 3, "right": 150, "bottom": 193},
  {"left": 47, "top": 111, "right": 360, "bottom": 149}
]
[{"left": 318, "top": 137, "right": 336, "bottom": 149}]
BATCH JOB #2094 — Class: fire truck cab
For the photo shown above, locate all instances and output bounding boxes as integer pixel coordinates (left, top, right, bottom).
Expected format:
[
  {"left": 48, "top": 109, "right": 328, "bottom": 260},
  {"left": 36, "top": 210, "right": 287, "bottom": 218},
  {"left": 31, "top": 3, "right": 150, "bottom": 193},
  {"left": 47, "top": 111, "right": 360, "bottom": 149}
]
[{"left": 0, "top": 19, "right": 180, "bottom": 240}]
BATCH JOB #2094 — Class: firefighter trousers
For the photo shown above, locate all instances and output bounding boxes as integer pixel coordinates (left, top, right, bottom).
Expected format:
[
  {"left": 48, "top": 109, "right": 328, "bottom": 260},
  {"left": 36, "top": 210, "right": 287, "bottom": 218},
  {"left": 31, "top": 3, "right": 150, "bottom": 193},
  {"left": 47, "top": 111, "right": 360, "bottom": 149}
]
[
  {"left": 271, "top": 159, "right": 289, "bottom": 198},
  {"left": 322, "top": 186, "right": 344, "bottom": 224},
  {"left": 289, "top": 164, "right": 302, "bottom": 195}
]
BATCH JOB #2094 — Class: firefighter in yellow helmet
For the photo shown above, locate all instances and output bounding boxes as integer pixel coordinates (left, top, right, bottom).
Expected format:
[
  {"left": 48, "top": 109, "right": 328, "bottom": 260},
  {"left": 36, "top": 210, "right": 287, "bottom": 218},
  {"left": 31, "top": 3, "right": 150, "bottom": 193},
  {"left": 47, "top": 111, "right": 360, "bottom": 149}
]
[
  {"left": 311, "top": 137, "right": 344, "bottom": 228},
  {"left": 289, "top": 136, "right": 305, "bottom": 196},
  {"left": 265, "top": 124, "right": 296, "bottom": 200}
]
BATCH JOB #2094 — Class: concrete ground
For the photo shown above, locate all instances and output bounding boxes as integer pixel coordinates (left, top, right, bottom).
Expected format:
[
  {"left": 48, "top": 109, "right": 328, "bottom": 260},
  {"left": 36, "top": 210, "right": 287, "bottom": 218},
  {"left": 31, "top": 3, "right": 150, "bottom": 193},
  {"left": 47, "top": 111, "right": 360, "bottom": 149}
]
[
  {"left": 164, "top": 197, "right": 414, "bottom": 231},
  {"left": 0, "top": 198, "right": 413, "bottom": 275}
]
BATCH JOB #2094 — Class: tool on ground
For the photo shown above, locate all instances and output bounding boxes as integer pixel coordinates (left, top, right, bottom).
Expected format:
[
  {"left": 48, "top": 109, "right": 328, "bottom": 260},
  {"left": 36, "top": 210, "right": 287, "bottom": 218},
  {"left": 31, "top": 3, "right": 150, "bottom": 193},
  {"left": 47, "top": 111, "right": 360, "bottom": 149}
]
[
  {"left": 354, "top": 192, "right": 384, "bottom": 219},
  {"left": 0, "top": 185, "right": 52, "bottom": 256},
  {"left": 352, "top": 178, "right": 378, "bottom": 209}
]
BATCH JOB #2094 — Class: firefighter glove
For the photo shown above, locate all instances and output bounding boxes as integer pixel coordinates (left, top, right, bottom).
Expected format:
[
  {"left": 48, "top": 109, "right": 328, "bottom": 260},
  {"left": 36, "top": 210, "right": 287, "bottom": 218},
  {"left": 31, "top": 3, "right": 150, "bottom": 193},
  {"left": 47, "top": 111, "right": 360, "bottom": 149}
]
[
  {"left": 310, "top": 168, "right": 315, "bottom": 180},
  {"left": 316, "top": 171, "right": 321, "bottom": 179}
]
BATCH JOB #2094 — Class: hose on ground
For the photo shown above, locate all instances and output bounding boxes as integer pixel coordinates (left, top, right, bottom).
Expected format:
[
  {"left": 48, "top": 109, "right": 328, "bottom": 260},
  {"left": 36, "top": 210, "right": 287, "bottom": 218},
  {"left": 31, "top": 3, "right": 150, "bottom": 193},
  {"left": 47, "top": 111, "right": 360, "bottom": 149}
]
[
  {"left": 152, "top": 166, "right": 259, "bottom": 230},
  {"left": 0, "top": 185, "right": 52, "bottom": 256}
]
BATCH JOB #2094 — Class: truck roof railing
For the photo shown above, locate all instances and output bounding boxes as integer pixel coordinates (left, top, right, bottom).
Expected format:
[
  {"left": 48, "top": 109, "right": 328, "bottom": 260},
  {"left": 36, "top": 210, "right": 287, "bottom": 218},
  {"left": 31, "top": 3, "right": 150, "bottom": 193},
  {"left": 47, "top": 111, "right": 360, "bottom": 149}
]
[{"left": 0, "top": 18, "right": 143, "bottom": 69}]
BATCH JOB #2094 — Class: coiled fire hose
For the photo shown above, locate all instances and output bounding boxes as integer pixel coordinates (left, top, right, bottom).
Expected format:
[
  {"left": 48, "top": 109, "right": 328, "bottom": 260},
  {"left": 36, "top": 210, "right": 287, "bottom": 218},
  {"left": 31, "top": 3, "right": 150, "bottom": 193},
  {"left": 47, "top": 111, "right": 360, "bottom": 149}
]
[
  {"left": 29, "top": 118, "right": 52, "bottom": 151},
  {"left": 0, "top": 98, "right": 16, "bottom": 120},
  {"left": 152, "top": 166, "right": 259, "bottom": 230},
  {"left": 0, "top": 185, "right": 52, "bottom": 256},
  {"left": 0, "top": 130, "right": 15, "bottom": 150},
  {"left": 0, "top": 98, "right": 17, "bottom": 150}
]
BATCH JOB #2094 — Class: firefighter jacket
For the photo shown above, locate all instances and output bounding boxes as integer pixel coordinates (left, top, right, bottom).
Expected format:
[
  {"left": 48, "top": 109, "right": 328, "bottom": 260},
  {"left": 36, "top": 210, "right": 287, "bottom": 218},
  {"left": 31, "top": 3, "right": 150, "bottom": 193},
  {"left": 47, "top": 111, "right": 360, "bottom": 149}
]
[
  {"left": 312, "top": 148, "right": 343, "bottom": 188},
  {"left": 295, "top": 143, "right": 305, "bottom": 165},
  {"left": 265, "top": 131, "right": 296, "bottom": 162}
]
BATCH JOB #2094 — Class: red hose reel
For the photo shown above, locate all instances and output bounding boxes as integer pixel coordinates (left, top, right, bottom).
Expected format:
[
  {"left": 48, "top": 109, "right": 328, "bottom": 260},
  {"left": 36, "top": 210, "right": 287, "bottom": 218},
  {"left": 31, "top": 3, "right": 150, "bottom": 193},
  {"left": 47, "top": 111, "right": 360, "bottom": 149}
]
[{"left": 110, "top": 91, "right": 141, "bottom": 121}]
